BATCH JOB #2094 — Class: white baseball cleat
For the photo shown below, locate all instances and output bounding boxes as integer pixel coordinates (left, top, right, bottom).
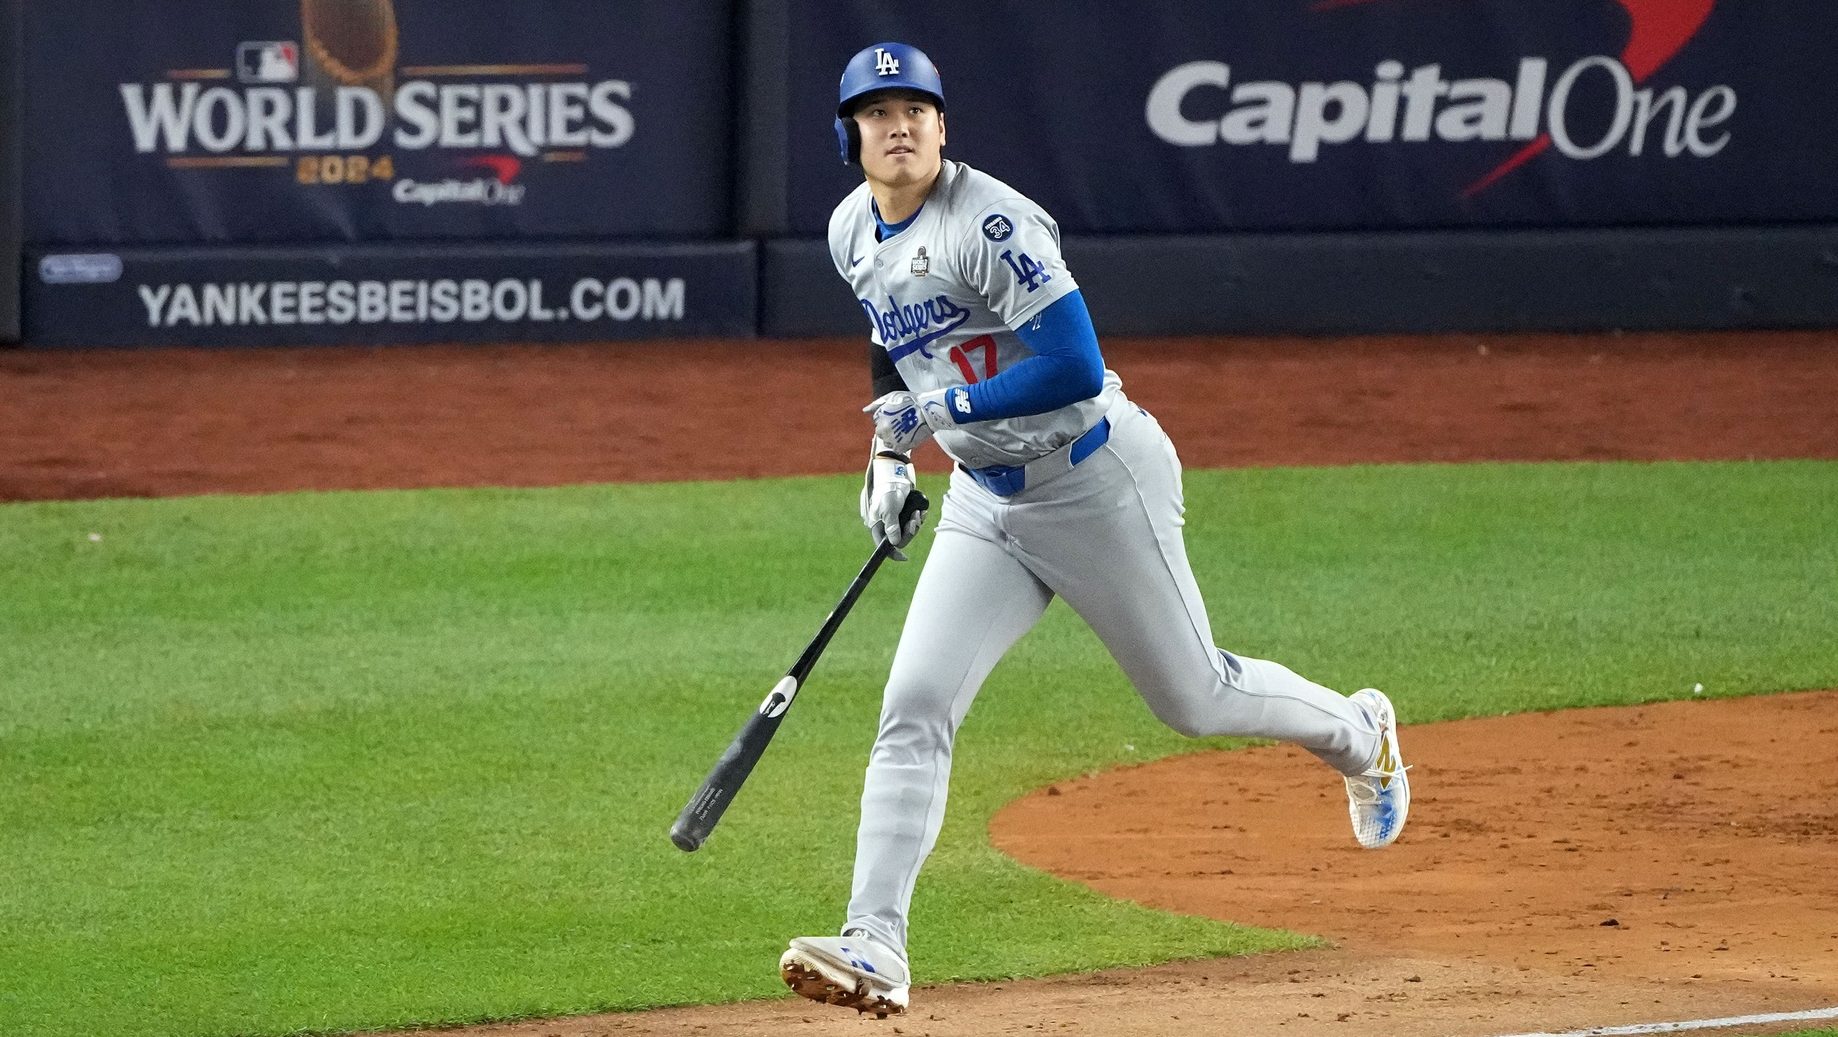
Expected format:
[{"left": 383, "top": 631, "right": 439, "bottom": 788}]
[
  {"left": 780, "top": 928, "right": 910, "bottom": 1018},
  {"left": 1344, "top": 688, "right": 1410, "bottom": 849}
]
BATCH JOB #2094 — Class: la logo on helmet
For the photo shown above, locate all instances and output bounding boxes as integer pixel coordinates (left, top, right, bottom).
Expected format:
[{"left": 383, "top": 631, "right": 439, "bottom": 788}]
[{"left": 875, "top": 48, "right": 901, "bottom": 75}]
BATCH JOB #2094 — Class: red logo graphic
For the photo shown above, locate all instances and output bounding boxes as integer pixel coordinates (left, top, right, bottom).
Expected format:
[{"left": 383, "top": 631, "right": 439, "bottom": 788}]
[
  {"left": 1469, "top": 0, "right": 1716, "bottom": 195},
  {"left": 460, "top": 155, "right": 523, "bottom": 184}
]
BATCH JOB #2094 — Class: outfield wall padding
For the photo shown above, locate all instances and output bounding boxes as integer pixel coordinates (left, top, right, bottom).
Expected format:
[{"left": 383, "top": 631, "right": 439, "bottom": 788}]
[
  {"left": 735, "top": 0, "right": 791, "bottom": 239},
  {"left": 763, "top": 226, "right": 1838, "bottom": 338},
  {"left": 1, "top": 0, "right": 22, "bottom": 344}
]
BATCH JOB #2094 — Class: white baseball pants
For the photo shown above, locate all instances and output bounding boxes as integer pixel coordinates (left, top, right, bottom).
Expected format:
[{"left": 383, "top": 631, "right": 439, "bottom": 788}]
[{"left": 843, "top": 401, "right": 1383, "bottom": 953}]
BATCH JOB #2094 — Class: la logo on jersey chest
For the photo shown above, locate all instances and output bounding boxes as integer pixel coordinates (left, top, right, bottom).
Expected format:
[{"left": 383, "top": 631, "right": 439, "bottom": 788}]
[{"left": 910, "top": 246, "right": 930, "bottom": 277}]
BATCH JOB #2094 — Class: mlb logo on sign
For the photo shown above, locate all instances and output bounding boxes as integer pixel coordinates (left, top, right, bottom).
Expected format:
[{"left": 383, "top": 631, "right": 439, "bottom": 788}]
[{"left": 236, "top": 41, "right": 299, "bottom": 83}]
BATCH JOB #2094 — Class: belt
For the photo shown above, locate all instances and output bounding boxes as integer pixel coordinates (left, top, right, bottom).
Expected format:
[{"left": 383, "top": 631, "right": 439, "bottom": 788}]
[{"left": 961, "top": 417, "right": 1111, "bottom": 497}]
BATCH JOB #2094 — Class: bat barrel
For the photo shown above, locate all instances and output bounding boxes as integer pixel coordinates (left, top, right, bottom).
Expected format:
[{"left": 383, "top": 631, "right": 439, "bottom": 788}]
[{"left": 667, "top": 707, "right": 780, "bottom": 852}]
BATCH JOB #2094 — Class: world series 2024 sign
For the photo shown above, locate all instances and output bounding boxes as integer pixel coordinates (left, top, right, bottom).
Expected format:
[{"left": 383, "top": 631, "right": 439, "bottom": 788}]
[{"left": 24, "top": 0, "right": 732, "bottom": 245}]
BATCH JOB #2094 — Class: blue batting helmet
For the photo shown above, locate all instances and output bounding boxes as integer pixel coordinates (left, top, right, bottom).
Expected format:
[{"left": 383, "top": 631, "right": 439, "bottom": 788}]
[{"left": 834, "top": 42, "right": 945, "bottom": 164}]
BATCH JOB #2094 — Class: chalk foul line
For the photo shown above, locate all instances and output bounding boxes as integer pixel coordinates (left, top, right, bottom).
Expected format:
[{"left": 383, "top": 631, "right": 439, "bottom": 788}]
[{"left": 1495, "top": 1005, "right": 1838, "bottom": 1037}]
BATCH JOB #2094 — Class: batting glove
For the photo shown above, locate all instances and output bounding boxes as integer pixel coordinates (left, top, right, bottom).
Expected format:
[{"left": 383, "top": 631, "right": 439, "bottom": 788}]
[
  {"left": 860, "top": 440, "right": 925, "bottom": 552},
  {"left": 864, "top": 387, "right": 973, "bottom": 454}
]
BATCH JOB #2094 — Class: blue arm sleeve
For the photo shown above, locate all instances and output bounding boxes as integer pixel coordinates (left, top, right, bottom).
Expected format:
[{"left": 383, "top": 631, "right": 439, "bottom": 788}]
[{"left": 962, "top": 290, "right": 1104, "bottom": 421}]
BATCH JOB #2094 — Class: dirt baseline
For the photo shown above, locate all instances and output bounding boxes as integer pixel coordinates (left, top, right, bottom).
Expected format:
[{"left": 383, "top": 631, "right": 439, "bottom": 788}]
[
  {"left": 3, "top": 330, "right": 1835, "bottom": 1036},
  {"left": 4, "top": 330, "right": 1836, "bottom": 501}
]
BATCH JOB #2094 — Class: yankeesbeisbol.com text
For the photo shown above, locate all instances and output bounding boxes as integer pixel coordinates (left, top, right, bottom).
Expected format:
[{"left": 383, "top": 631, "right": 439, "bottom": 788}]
[{"left": 135, "top": 276, "right": 687, "bottom": 327}]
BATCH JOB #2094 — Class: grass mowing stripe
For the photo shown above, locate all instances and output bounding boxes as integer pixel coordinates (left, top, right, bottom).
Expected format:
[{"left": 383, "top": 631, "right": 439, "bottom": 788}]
[{"left": 0, "top": 460, "right": 1832, "bottom": 1037}]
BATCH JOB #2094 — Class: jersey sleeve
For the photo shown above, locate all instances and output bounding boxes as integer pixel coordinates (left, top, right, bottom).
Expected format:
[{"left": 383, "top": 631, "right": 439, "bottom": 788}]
[
  {"left": 826, "top": 208, "right": 853, "bottom": 282},
  {"left": 954, "top": 197, "right": 1080, "bottom": 329},
  {"left": 961, "top": 289, "right": 1103, "bottom": 420}
]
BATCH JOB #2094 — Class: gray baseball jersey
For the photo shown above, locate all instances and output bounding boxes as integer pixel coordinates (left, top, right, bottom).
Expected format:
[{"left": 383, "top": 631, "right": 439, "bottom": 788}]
[{"left": 828, "top": 160, "right": 1122, "bottom": 471}]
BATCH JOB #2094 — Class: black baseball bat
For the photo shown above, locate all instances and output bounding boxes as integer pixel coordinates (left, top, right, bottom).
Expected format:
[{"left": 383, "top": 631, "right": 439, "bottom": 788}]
[{"left": 669, "top": 491, "right": 927, "bottom": 852}]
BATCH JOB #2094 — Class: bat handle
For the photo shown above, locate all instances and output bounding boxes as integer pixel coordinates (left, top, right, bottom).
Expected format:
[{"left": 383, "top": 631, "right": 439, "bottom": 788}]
[
  {"left": 870, "top": 489, "right": 927, "bottom": 563},
  {"left": 870, "top": 522, "right": 908, "bottom": 562}
]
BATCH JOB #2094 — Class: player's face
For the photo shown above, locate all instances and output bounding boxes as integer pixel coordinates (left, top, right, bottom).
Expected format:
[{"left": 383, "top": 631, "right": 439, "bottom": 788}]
[{"left": 853, "top": 93, "right": 946, "bottom": 188}]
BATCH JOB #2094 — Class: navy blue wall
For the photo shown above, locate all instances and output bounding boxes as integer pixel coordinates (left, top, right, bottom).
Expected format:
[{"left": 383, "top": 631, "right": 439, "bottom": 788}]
[
  {"left": 13, "top": 0, "right": 1838, "bottom": 346},
  {"left": 763, "top": 226, "right": 1838, "bottom": 338},
  {"left": 760, "top": 0, "right": 1838, "bottom": 337},
  {"left": 1, "top": 0, "right": 21, "bottom": 343}
]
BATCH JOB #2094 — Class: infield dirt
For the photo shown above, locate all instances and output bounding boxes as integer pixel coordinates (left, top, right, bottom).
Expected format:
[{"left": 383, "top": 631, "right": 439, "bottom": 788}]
[{"left": 3, "top": 330, "right": 1834, "bottom": 1036}]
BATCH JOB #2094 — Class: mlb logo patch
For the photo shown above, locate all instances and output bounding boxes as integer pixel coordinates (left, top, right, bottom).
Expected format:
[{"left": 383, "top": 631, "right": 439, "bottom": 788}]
[{"left": 236, "top": 42, "right": 299, "bottom": 84}]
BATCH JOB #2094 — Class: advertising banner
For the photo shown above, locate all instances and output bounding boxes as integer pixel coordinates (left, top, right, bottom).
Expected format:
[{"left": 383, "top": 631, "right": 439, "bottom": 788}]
[
  {"left": 786, "top": 1, "right": 1838, "bottom": 234},
  {"left": 25, "top": 0, "right": 733, "bottom": 245},
  {"left": 24, "top": 241, "right": 756, "bottom": 347}
]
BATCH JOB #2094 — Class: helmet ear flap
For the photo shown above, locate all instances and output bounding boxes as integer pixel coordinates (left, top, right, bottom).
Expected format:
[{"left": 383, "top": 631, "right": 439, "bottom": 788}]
[{"left": 835, "top": 116, "right": 861, "bottom": 165}]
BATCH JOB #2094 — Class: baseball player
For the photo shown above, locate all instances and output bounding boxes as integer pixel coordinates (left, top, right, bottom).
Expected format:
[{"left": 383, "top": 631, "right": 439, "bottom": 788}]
[{"left": 779, "top": 42, "right": 1410, "bottom": 1018}]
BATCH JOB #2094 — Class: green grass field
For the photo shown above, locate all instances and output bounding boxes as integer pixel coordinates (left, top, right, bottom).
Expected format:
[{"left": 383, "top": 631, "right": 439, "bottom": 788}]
[{"left": 2, "top": 460, "right": 1834, "bottom": 1037}]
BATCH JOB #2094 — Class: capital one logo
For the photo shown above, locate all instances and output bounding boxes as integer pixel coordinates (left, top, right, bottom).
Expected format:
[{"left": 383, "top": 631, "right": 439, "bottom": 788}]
[{"left": 1145, "top": 0, "right": 1727, "bottom": 196}]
